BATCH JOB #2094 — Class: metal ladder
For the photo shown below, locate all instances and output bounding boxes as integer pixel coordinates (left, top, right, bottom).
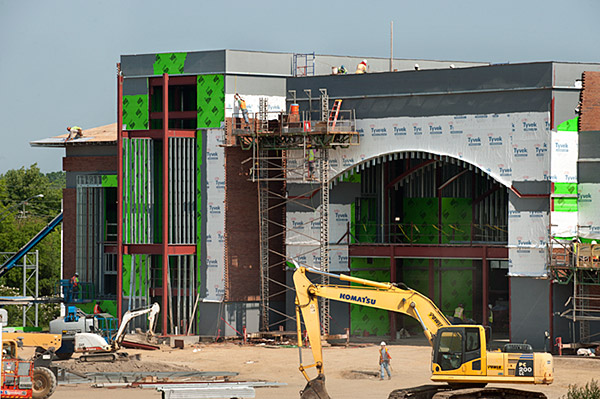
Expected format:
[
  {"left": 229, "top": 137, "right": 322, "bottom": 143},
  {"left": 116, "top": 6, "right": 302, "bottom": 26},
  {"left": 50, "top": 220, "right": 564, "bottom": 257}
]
[
  {"left": 328, "top": 99, "right": 342, "bottom": 130},
  {"left": 319, "top": 149, "right": 330, "bottom": 335},
  {"left": 259, "top": 97, "right": 269, "bottom": 133},
  {"left": 319, "top": 89, "right": 329, "bottom": 122},
  {"left": 258, "top": 147, "right": 270, "bottom": 331}
]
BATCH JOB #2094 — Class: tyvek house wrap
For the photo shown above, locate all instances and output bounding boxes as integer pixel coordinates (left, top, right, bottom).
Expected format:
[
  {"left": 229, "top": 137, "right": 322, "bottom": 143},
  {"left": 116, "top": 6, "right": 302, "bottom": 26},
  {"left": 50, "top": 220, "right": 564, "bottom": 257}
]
[
  {"left": 286, "top": 111, "right": 551, "bottom": 277},
  {"left": 286, "top": 204, "right": 351, "bottom": 272},
  {"left": 205, "top": 128, "right": 226, "bottom": 301}
]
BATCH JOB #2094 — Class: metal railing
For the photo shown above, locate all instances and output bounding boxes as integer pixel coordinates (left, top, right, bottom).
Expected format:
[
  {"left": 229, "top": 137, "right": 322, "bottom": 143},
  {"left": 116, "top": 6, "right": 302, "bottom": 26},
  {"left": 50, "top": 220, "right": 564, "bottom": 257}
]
[{"left": 338, "top": 222, "right": 508, "bottom": 245}]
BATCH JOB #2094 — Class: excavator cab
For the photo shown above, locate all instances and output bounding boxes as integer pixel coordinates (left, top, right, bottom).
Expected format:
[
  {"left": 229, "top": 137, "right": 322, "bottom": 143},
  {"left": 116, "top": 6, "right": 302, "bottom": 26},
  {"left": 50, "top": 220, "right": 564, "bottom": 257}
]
[{"left": 432, "top": 326, "right": 486, "bottom": 377}]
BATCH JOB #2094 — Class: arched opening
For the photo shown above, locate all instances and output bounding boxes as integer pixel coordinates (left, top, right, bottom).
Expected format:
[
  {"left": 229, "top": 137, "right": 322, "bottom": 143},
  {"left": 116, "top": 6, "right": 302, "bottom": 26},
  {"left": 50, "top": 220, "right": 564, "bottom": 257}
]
[{"left": 331, "top": 151, "right": 510, "bottom": 338}]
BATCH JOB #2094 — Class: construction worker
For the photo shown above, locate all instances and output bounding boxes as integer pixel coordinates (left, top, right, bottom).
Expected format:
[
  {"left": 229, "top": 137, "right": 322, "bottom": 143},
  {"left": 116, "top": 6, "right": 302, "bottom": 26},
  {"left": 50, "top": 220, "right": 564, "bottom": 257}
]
[
  {"left": 356, "top": 59, "right": 368, "bottom": 74},
  {"left": 93, "top": 301, "right": 104, "bottom": 314},
  {"left": 379, "top": 341, "right": 392, "bottom": 380},
  {"left": 339, "top": 65, "right": 348, "bottom": 74},
  {"left": 488, "top": 304, "right": 494, "bottom": 325},
  {"left": 65, "top": 126, "right": 83, "bottom": 141},
  {"left": 234, "top": 93, "right": 250, "bottom": 125},
  {"left": 70, "top": 272, "right": 79, "bottom": 302},
  {"left": 453, "top": 303, "right": 464, "bottom": 323},
  {"left": 307, "top": 145, "right": 316, "bottom": 179}
]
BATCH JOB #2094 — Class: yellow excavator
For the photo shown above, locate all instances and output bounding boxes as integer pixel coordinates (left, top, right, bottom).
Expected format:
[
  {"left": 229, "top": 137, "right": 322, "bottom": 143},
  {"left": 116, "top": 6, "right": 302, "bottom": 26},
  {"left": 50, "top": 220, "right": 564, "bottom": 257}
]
[{"left": 294, "top": 266, "right": 553, "bottom": 399}]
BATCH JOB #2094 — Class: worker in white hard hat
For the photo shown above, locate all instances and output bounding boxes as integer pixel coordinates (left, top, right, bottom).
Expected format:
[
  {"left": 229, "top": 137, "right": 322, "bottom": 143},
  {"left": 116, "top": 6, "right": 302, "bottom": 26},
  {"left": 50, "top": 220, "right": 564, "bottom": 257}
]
[
  {"left": 379, "top": 341, "right": 392, "bottom": 380},
  {"left": 65, "top": 126, "right": 83, "bottom": 141},
  {"left": 356, "top": 59, "right": 368, "bottom": 74}
]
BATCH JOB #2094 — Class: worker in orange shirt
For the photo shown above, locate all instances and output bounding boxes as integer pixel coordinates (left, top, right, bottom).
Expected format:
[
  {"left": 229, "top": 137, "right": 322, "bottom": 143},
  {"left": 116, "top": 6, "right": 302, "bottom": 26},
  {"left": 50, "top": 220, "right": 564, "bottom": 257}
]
[{"left": 234, "top": 93, "right": 250, "bottom": 124}]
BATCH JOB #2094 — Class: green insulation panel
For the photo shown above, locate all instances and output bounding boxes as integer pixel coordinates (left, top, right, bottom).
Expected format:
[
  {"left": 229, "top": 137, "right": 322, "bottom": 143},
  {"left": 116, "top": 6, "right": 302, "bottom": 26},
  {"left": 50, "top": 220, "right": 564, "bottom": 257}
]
[
  {"left": 197, "top": 75, "right": 225, "bottom": 128},
  {"left": 350, "top": 258, "right": 390, "bottom": 336},
  {"left": 402, "top": 198, "right": 438, "bottom": 243},
  {"left": 122, "top": 254, "right": 150, "bottom": 298},
  {"left": 556, "top": 117, "right": 578, "bottom": 132},
  {"left": 101, "top": 174, "right": 117, "bottom": 187},
  {"left": 122, "top": 95, "right": 149, "bottom": 130},
  {"left": 439, "top": 259, "right": 473, "bottom": 318},
  {"left": 554, "top": 183, "right": 578, "bottom": 195},
  {"left": 76, "top": 300, "right": 118, "bottom": 318},
  {"left": 441, "top": 198, "right": 472, "bottom": 243},
  {"left": 153, "top": 52, "right": 187, "bottom": 75},
  {"left": 355, "top": 198, "right": 377, "bottom": 242},
  {"left": 554, "top": 197, "right": 578, "bottom": 212}
]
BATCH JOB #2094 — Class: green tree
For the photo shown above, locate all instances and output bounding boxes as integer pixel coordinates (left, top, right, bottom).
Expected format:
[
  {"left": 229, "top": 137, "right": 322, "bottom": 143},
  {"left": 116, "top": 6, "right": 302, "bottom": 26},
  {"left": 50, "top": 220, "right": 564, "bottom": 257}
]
[{"left": 0, "top": 165, "right": 64, "bottom": 327}]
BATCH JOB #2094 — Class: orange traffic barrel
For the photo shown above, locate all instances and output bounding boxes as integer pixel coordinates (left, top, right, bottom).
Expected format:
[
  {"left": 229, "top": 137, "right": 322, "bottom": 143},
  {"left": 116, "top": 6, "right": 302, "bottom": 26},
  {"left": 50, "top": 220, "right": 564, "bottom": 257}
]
[{"left": 290, "top": 104, "right": 299, "bottom": 115}]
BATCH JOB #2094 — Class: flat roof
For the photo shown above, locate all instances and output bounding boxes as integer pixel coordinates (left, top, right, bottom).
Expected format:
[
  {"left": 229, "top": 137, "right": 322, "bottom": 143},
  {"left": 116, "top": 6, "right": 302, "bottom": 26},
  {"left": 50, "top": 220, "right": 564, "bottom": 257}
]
[{"left": 30, "top": 123, "right": 116, "bottom": 148}]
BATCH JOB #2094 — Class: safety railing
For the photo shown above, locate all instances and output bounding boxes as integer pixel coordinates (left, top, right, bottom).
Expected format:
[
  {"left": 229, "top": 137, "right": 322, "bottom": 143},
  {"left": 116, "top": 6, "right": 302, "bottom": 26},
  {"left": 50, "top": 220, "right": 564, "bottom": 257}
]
[
  {"left": 55, "top": 279, "right": 95, "bottom": 304},
  {"left": 336, "top": 222, "right": 508, "bottom": 245}
]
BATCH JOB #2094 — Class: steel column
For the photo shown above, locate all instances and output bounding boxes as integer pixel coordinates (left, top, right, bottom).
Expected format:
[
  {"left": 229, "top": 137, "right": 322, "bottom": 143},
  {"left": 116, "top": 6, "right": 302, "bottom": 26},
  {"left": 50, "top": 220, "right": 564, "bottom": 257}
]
[
  {"left": 482, "top": 246, "right": 488, "bottom": 326},
  {"left": 117, "top": 69, "right": 124, "bottom": 323},
  {"left": 389, "top": 253, "right": 396, "bottom": 340},
  {"left": 162, "top": 73, "right": 169, "bottom": 335}
]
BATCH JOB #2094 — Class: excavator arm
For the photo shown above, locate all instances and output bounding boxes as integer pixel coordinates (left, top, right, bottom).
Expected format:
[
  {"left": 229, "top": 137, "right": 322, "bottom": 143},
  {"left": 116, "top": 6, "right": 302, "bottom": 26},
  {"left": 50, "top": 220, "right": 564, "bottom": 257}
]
[
  {"left": 112, "top": 302, "right": 160, "bottom": 348},
  {"left": 294, "top": 266, "right": 450, "bottom": 382}
]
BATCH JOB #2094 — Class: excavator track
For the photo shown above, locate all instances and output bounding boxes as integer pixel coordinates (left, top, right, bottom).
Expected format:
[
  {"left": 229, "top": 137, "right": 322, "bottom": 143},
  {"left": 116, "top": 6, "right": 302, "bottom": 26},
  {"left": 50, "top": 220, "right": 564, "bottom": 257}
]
[{"left": 388, "top": 385, "right": 547, "bottom": 399}]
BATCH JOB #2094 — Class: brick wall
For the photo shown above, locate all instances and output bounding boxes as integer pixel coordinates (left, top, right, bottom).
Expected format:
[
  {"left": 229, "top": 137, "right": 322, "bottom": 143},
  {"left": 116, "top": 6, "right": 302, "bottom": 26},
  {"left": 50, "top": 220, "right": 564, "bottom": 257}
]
[
  {"left": 63, "top": 156, "right": 117, "bottom": 172},
  {"left": 62, "top": 188, "right": 76, "bottom": 279},
  {"left": 580, "top": 71, "right": 600, "bottom": 132},
  {"left": 224, "top": 147, "right": 260, "bottom": 301}
]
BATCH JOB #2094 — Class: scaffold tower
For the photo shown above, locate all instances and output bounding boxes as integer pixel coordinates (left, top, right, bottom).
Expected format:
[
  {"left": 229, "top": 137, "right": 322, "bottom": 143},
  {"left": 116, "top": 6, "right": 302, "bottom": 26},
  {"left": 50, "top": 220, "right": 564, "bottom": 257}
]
[
  {"left": 230, "top": 92, "right": 358, "bottom": 333},
  {"left": 549, "top": 238, "right": 600, "bottom": 343}
]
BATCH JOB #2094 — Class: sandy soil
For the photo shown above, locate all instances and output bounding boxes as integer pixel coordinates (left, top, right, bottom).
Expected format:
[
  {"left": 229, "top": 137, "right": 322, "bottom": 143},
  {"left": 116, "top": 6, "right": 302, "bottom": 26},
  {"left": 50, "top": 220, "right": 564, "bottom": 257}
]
[{"left": 53, "top": 341, "right": 599, "bottom": 399}]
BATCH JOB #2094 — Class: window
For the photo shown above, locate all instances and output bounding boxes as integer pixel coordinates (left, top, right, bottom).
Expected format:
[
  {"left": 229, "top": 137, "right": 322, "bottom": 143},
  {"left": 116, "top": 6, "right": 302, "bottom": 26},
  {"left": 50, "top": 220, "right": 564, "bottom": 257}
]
[{"left": 437, "top": 331, "right": 463, "bottom": 370}]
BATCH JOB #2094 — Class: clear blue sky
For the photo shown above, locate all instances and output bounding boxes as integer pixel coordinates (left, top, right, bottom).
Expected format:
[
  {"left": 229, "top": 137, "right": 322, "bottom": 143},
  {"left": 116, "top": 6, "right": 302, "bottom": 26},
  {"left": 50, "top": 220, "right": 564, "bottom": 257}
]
[{"left": 1, "top": 0, "right": 599, "bottom": 173}]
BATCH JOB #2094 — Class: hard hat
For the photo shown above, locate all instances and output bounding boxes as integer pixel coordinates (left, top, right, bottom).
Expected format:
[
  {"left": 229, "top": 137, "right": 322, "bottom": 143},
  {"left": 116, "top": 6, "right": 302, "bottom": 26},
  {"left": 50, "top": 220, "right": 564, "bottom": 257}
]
[
  {"left": 380, "top": 341, "right": 386, "bottom": 346},
  {"left": 75, "top": 272, "right": 79, "bottom": 276},
  {"left": 593, "top": 240, "right": 598, "bottom": 245}
]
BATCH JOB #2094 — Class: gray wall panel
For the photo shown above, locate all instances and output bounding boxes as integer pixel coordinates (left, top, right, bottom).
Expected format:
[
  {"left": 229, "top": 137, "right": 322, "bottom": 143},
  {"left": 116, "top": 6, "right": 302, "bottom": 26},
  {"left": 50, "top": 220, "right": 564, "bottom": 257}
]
[
  {"left": 226, "top": 50, "right": 292, "bottom": 75},
  {"left": 512, "top": 181, "right": 551, "bottom": 195},
  {"left": 121, "top": 54, "right": 156, "bottom": 77},
  {"left": 184, "top": 50, "right": 226, "bottom": 74},
  {"left": 553, "top": 63, "right": 600, "bottom": 87},
  {"left": 288, "top": 63, "right": 553, "bottom": 99},
  {"left": 330, "top": 182, "right": 361, "bottom": 204},
  {"left": 552, "top": 283, "right": 573, "bottom": 343},
  {"left": 315, "top": 55, "right": 486, "bottom": 75},
  {"left": 553, "top": 90, "right": 581, "bottom": 129},
  {"left": 578, "top": 162, "right": 600, "bottom": 183},
  {"left": 578, "top": 131, "right": 600, "bottom": 159},
  {"left": 508, "top": 192, "right": 549, "bottom": 212},
  {"left": 331, "top": 91, "right": 549, "bottom": 119},
  {"left": 123, "top": 78, "right": 148, "bottom": 96},
  {"left": 224, "top": 75, "right": 286, "bottom": 96},
  {"left": 510, "top": 277, "right": 550, "bottom": 350}
]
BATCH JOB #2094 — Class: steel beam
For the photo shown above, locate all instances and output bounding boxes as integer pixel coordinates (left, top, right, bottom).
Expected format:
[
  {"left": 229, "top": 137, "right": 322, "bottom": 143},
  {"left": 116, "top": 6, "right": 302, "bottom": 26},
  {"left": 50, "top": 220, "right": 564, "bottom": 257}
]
[
  {"left": 349, "top": 244, "right": 508, "bottom": 259},
  {"left": 162, "top": 73, "right": 169, "bottom": 335},
  {"left": 117, "top": 68, "right": 124, "bottom": 323}
]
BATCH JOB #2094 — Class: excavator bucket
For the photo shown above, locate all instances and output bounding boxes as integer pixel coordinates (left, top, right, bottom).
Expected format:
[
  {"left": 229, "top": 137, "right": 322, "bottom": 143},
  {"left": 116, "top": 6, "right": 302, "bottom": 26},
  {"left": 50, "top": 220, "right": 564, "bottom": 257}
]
[{"left": 300, "top": 373, "right": 331, "bottom": 399}]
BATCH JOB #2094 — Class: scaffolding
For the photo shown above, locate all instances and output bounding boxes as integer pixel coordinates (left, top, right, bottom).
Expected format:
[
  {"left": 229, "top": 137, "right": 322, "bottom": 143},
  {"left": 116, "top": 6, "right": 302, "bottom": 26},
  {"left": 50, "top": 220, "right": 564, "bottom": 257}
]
[
  {"left": 231, "top": 93, "right": 358, "bottom": 333},
  {"left": 0, "top": 251, "right": 39, "bottom": 327},
  {"left": 549, "top": 239, "right": 600, "bottom": 343}
]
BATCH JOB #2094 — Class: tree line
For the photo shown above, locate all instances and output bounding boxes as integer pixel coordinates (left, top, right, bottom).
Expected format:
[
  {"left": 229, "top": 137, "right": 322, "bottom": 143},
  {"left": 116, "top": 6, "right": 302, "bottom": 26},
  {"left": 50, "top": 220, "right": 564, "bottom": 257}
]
[{"left": 0, "top": 164, "right": 63, "bottom": 327}]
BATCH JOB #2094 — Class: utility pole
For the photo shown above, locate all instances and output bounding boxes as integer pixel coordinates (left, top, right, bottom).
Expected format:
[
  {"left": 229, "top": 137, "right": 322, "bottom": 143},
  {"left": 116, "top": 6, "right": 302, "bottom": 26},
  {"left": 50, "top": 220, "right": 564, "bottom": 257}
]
[{"left": 390, "top": 21, "right": 393, "bottom": 72}]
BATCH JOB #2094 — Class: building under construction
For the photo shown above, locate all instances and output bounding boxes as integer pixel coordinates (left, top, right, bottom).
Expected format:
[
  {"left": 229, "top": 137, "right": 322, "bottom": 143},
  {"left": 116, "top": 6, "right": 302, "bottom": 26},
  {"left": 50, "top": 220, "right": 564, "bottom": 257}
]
[{"left": 31, "top": 50, "right": 600, "bottom": 349}]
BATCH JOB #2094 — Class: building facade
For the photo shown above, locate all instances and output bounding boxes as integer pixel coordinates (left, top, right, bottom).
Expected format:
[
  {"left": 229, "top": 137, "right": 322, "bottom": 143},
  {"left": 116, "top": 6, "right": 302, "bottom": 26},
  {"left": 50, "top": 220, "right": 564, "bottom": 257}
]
[{"left": 32, "top": 50, "right": 600, "bottom": 349}]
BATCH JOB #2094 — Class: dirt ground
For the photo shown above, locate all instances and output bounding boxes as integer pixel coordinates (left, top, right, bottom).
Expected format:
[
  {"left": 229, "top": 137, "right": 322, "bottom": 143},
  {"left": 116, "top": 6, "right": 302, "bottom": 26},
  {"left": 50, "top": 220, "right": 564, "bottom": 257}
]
[{"left": 54, "top": 341, "right": 599, "bottom": 399}]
